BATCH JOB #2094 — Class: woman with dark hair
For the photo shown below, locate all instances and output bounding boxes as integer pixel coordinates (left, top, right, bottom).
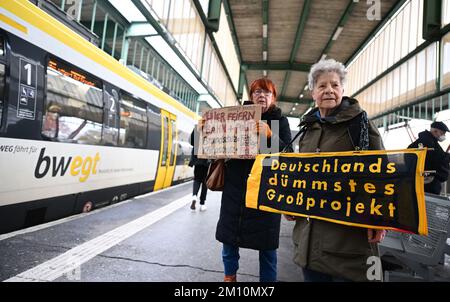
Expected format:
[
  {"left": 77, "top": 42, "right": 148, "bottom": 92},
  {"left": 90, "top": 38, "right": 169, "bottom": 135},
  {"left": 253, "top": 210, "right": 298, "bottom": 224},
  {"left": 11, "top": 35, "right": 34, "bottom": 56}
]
[{"left": 215, "top": 78, "right": 292, "bottom": 282}]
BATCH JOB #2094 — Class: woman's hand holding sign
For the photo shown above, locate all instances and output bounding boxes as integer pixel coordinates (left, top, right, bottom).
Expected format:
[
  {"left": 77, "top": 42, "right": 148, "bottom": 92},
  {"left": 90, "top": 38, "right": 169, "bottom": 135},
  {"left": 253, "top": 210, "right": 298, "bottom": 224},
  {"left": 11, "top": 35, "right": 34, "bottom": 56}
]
[
  {"left": 367, "top": 229, "right": 386, "bottom": 243},
  {"left": 256, "top": 121, "right": 272, "bottom": 138}
]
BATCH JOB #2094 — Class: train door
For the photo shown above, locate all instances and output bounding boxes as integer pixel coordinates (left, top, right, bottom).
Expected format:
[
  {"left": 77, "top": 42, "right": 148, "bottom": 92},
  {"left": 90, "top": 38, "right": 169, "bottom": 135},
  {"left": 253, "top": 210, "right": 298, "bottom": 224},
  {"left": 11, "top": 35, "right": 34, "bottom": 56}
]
[{"left": 153, "top": 110, "right": 177, "bottom": 190}]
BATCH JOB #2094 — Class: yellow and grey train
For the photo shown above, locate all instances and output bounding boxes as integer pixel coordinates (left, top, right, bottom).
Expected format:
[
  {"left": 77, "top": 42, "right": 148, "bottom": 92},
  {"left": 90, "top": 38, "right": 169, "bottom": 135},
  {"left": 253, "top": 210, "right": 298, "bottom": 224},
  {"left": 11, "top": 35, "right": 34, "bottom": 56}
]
[{"left": 0, "top": 0, "right": 197, "bottom": 234}]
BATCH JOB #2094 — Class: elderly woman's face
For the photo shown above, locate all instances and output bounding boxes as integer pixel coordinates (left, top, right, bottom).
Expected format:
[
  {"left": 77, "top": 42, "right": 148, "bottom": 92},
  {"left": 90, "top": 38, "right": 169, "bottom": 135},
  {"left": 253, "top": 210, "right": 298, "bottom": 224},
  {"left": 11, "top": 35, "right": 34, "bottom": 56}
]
[
  {"left": 312, "top": 72, "right": 344, "bottom": 115},
  {"left": 251, "top": 88, "right": 275, "bottom": 113}
]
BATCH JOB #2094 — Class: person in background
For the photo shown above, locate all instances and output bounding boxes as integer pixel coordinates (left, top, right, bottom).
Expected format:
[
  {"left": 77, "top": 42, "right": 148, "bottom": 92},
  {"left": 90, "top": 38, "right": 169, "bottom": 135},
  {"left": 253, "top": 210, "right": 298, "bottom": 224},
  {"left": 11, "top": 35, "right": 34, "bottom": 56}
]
[
  {"left": 42, "top": 104, "right": 61, "bottom": 139},
  {"left": 287, "top": 59, "right": 386, "bottom": 282},
  {"left": 189, "top": 126, "right": 210, "bottom": 211},
  {"left": 215, "top": 78, "right": 293, "bottom": 282},
  {"left": 408, "top": 121, "right": 450, "bottom": 195}
]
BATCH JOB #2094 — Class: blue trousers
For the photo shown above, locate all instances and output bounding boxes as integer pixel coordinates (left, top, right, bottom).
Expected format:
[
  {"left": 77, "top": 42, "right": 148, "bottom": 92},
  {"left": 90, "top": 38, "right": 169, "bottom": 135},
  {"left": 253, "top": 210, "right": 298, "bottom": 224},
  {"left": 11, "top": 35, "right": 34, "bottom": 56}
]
[{"left": 222, "top": 243, "right": 277, "bottom": 282}]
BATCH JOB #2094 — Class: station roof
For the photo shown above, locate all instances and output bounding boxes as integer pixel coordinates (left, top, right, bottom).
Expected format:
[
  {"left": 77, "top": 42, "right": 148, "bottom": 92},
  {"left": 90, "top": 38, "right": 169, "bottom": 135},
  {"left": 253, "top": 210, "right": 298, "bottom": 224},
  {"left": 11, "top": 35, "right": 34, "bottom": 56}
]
[{"left": 225, "top": 0, "right": 402, "bottom": 117}]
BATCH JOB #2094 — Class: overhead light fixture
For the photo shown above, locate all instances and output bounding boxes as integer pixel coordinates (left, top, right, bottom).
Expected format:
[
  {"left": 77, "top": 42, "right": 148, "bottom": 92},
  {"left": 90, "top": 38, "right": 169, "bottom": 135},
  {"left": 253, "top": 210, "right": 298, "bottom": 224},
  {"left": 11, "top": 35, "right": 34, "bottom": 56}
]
[
  {"left": 299, "top": 94, "right": 304, "bottom": 99},
  {"left": 320, "top": 54, "right": 327, "bottom": 61},
  {"left": 295, "top": 102, "right": 299, "bottom": 106},
  {"left": 292, "top": 107, "right": 296, "bottom": 111},
  {"left": 263, "top": 51, "right": 267, "bottom": 61},
  {"left": 263, "top": 24, "right": 268, "bottom": 38},
  {"left": 332, "top": 26, "right": 344, "bottom": 41},
  {"left": 304, "top": 85, "right": 308, "bottom": 91}
]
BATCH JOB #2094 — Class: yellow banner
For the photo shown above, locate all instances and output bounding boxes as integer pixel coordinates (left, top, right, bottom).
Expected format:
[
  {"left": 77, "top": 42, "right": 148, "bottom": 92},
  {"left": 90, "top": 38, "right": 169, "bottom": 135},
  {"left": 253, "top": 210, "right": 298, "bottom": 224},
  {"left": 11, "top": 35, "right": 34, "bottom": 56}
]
[{"left": 246, "top": 149, "right": 427, "bottom": 235}]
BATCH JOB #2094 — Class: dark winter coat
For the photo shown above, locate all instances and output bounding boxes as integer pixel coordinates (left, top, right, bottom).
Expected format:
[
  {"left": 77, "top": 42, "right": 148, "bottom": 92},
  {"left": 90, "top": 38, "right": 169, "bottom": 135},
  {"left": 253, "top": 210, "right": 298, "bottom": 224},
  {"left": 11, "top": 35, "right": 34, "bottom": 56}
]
[
  {"left": 189, "top": 128, "right": 209, "bottom": 167},
  {"left": 292, "top": 97, "right": 385, "bottom": 281},
  {"left": 408, "top": 130, "right": 450, "bottom": 193},
  {"left": 215, "top": 105, "right": 292, "bottom": 250}
]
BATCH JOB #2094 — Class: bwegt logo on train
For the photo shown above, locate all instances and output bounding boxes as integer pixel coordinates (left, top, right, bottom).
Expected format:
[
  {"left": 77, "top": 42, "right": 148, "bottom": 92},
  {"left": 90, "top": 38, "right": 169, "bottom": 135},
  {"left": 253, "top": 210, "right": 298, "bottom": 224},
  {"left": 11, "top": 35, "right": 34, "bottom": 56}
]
[{"left": 34, "top": 148, "right": 100, "bottom": 182}]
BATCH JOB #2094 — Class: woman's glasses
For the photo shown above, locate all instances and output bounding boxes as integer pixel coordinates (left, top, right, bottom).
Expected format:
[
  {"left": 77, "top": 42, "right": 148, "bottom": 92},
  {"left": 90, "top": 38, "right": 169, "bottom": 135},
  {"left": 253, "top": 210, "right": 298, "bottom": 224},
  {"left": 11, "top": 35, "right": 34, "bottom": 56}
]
[{"left": 253, "top": 89, "right": 273, "bottom": 96}]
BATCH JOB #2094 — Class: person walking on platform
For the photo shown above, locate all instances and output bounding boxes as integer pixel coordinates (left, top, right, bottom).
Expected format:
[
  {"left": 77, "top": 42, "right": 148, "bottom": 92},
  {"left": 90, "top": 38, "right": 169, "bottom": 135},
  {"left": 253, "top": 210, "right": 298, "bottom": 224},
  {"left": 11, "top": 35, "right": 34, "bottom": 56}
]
[
  {"left": 286, "top": 59, "right": 386, "bottom": 282},
  {"left": 215, "top": 78, "right": 293, "bottom": 282},
  {"left": 408, "top": 121, "right": 450, "bottom": 195},
  {"left": 189, "top": 126, "right": 210, "bottom": 211}
]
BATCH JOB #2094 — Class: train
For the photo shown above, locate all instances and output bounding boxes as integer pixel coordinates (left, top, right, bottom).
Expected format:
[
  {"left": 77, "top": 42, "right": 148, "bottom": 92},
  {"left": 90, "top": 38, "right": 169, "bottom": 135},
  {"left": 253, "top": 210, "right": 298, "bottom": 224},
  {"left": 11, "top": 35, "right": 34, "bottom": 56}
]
[{"left": 0, "top": 0, "right": 197, "bottom": 234}]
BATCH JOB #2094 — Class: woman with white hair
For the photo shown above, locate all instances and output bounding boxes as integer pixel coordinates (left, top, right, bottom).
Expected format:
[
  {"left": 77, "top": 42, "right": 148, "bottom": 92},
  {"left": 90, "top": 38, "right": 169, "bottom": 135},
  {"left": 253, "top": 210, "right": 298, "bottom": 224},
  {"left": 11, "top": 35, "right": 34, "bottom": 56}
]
[{"left": 287, "top": 59, "right": 386, "bottom": 282}]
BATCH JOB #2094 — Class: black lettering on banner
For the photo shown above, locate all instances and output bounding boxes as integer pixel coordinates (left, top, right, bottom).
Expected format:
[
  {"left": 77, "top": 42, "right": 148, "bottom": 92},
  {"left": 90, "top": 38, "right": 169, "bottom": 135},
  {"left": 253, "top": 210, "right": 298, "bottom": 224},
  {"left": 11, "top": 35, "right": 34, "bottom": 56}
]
[{"left": 246, "top": 150, "right": 428, "bottom": 235}]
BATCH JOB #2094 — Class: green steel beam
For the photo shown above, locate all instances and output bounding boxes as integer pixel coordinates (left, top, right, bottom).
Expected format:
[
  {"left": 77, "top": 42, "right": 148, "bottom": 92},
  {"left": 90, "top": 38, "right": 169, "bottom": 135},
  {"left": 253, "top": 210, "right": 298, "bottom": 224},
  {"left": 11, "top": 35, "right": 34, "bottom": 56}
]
[
  {"left": 423, "top": 0, "right": 442, "bottom": 41},
  {"left": 192, "top": 0, "right": 222, "bottom": 33},
  {"left": 345, "top": 0, "right": 406, "bottom": 65},
  {"left": 207, "top": 0, "right": 222, "bottom": 32},
  {"left": 237, "top": 65, "right": 247, "bottom": 100},
  {"left": 280, "top": 0, "right": 312, "bottom": 99},
  {"left": 320, "top": 0, "right": 356, "bottom": 59},
  {"left": 280, "top": 72, "right": 291, "bottom": 98},
  {"left": 131, "top": 0, "right": 222, "bottom": 108},
  {"left": 243, "top": 61, "right": 311, "bottom": 72},
  {"left": 288, "top": 0, "right": 312, "bottom": 63}
]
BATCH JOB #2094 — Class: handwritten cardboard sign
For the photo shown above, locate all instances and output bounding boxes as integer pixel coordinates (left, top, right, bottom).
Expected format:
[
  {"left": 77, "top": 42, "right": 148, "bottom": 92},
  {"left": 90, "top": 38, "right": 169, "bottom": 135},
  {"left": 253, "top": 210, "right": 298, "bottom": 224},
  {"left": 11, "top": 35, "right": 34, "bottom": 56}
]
[{"left": 198, "top": 105, "right": 262, "bottom": 159}]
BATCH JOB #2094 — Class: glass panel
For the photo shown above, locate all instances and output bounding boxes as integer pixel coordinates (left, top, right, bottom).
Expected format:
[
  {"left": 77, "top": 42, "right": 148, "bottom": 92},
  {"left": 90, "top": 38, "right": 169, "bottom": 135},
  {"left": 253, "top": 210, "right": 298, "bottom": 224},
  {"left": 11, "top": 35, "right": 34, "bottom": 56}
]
[
  {"left": 416, "top": 49, "right": 426, "bottom": 97},
  {"left": 45, "top": 59, "right": 103, "bottom": 144},
  {"left": 409, "top": 0, "right": 418, "bottom": 52},
  {"left": 401, "top": 2, "right": 410, "bottom": 58},
  {"left": 442, "top": 32, "right": 450, "bottom": 89},
  {"left": 79, "top": 0, "right": 95, "bottom": 31},
  {"left": 444, "top": 0, "right": 450, "bottom": 27},
  {"left": 133, "top": 41, "right": 142, "bottom": 69},
  {"left": 103, "top": 15, "right": 116, "bottom": 55},
  {"left": 400, "top": 62, "right": 408, "bottom": 104},
  {"left": 407, "top": 56, "right": 416, "bottom": 100},
  {"left": 127, "top": 39, "right": 137, "bottom": 66},
  {"left": 425, "top": 43, "right": 436, "bottom": 93},
  {"left": 93, "top": 3, "right": 106, "bottom": 42},
  {"left": 113, "top": 25, "right": 124, "bottom": 60}
]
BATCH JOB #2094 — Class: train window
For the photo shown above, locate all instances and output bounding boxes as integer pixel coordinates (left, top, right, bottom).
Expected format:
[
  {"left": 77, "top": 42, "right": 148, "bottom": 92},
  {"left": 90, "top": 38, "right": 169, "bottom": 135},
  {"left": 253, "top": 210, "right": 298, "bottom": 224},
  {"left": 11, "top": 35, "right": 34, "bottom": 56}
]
[
  {"left": 147, "top": 104, "right": 161, "bottom": 150},
  {"left": 161, "top": 116, "right": 169, "bottom": 166},
  {"left": 119, "top": 94, "right": 148, "bottom": 148},
  {"left": 44, "top": 59, "right": 103, "bottom": 144},
  {"left": 0, "top": 36, "right": 4, "bottom": 56}
]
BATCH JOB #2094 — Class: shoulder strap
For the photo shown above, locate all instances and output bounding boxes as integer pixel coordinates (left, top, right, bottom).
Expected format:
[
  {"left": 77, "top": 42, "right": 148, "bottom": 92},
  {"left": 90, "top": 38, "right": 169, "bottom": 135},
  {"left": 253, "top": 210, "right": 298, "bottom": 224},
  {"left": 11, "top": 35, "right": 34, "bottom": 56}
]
[
  {"left": 347, "top": 111, "right": 369, "bottom": 150},
  {"left": 281, "top": 125, "right": 307, "bottom": 153}
]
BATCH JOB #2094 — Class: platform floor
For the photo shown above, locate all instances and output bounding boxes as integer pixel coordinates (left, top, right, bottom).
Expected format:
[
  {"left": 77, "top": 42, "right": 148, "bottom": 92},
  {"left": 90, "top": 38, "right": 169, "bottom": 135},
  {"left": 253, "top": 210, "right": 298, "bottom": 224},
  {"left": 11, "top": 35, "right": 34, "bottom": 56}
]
[{"left": 0, "top": 182, "right": 303, "bottom": 282}]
